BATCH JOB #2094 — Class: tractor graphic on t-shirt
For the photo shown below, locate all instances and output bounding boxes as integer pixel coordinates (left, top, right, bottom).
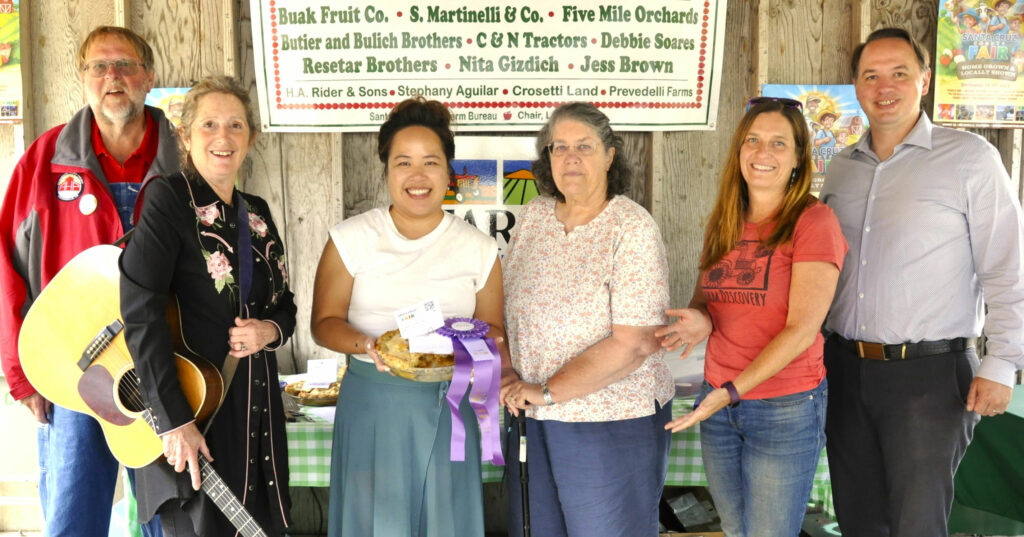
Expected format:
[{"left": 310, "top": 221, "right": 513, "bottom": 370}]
[{"left": 705, "top": 240, "right": 774, "bottom": 288}]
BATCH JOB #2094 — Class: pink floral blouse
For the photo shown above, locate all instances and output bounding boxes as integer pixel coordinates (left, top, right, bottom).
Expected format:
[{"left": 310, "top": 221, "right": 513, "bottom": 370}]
[{"left": 503, "top": 195, "right": 674, "bottom": 422}]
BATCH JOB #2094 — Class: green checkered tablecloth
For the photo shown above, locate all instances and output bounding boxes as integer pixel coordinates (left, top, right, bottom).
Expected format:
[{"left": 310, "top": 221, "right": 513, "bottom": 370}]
[
  {"left": 286, "top": 403, "right": 833, "bottom": 515},
  {"left": 287, "top": 420, "right": 335, "bottom": 487}
]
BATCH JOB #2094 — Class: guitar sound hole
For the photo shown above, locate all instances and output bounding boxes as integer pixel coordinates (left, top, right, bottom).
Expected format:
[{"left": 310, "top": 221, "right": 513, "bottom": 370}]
[{"left": 118, "top": 369, "right": 147, "bottom": 412}]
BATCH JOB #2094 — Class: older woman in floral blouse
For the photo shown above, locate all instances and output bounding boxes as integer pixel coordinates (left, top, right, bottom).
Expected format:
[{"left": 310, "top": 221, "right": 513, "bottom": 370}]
[{"left": 501, "top": 102, "right": 674, "bottom": 537}]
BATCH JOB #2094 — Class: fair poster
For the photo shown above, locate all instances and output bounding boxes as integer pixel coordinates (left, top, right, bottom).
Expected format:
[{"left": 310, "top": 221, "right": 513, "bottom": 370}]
[
  {"left": 761, "top": 84, "right": 868, "bottom": 194},
  {"left": 249, "top": 0, "right": 728, "bottom": 132},
  {"left": 145, "top": 87, "right": 190, "bottom": 130},
  {"left": 446, "top": 136, "right": 536, "bottom": 255},
  {"left": 934, "top": 0, "right": 1024, "bottom": 128},
  {"left": 0, "top": 0, "right": 22, "bottom": 124}
]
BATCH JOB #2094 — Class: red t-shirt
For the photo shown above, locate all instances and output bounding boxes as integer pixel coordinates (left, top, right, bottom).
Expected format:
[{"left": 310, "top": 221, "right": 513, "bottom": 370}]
[
  {"left": 703, "top": 199, "right": 848, "bottom": 399},
  {"left": 90, "top": 110, "right": 159, "bottom": 184}
]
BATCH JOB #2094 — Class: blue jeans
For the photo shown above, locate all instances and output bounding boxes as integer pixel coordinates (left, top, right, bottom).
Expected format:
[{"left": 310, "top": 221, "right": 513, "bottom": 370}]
[
  {"left": 698, "top": 379, "right": 826, "bottom": 537},
  {"left": 37, "top": 405, "right": 162, "bottom": 537},
  {"left": 107, "top": 182, "right": 141, "bottom": 232},
  {"left": 505, "top": 401, "right": 672, "bottom": 537}
]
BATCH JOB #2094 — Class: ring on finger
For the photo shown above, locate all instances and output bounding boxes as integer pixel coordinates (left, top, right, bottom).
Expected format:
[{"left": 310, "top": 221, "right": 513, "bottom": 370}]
[{"left": 241, "top": 343, "right": 247, "bottom": 351}]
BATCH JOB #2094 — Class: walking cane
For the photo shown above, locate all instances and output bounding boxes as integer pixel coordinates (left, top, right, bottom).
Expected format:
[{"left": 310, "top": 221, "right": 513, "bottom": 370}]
[{"left": 517, "top": 414, "right": 531, "bottom": 537}]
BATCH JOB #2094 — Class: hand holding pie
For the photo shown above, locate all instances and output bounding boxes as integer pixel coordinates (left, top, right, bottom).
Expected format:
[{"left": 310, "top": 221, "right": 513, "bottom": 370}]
[{"left": 375, "top": 329, "right": 455, "bottom": 382}]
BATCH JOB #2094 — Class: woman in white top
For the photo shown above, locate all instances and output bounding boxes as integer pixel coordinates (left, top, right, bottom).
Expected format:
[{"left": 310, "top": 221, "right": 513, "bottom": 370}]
[{"left": 310, "top": 97, "right": 509, "bottom": 537}]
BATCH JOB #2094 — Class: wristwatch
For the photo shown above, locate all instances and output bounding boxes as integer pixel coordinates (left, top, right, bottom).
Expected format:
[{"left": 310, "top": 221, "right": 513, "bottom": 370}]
[{"left": 541, "top": 382, "right": 554, "bottom": 405}]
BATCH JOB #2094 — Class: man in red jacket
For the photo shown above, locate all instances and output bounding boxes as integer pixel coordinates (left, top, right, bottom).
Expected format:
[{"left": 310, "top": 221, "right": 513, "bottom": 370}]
[{"left": 0, "top": 26, "right": 177, "bottom": 536}]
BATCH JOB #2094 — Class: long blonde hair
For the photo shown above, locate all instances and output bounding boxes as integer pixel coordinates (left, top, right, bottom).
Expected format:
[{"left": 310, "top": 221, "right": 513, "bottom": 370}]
[{"left": 699, "top": 101, "right": 815, "bottom": 270}]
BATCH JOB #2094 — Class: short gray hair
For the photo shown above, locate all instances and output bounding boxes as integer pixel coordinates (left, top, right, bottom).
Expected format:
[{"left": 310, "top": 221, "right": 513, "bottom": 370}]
[{"left": 531, "top": 102, "right": 630, "bottom": 202}]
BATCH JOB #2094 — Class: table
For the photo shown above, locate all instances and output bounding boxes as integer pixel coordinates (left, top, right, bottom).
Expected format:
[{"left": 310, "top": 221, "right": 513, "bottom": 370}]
[
  {"left": 287, "top": 402, "right": 834, "bottom": 515},
  {"left": 949, "top": 385, "right": 1024, "bottom": 534}
]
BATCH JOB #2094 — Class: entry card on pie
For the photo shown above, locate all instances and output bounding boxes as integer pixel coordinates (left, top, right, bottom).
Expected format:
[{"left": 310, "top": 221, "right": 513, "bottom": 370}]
[
  {"left": 305, "top": 358, "right": 338, "bottom": 388},
  {"left": 394, "top": 298, "right": 445, "bottom": 339},
  {"left": 409, "top": 332, "right": 455, "bottom": 354}
]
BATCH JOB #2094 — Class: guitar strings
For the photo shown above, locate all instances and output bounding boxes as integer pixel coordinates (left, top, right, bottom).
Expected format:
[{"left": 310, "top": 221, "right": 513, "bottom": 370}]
[
  {"left": 110, "top": 363, "right": 263, "bottom": 535},
  {"left": 79, "top": 311, "right": 264, "bottom": 533},
  {"left": 101, "top": 341, "right": 150, "bottom": 413},
  {"left": 99, "top": 330, "right": 263, "bottom": 534}
]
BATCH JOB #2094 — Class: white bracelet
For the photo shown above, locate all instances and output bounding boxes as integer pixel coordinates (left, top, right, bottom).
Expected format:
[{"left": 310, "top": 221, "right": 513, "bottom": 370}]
[{"left": 542, "top": 382, "right": 554, "bottom": 405}]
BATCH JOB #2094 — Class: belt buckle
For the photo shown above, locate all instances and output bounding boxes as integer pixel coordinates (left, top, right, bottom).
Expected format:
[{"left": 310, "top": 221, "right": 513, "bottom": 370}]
[
  {"left": 879, "top": 343, "right": 907, "bottom": 360},
  {"left": 855, "top": 340, "right": 889, "bottom": 360}
]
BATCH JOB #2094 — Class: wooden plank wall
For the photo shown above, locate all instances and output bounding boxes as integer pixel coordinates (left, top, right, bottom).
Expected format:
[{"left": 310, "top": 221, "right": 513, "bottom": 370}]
[{"left": 8, "top": 0, "right": 1024, "bottom": 374}]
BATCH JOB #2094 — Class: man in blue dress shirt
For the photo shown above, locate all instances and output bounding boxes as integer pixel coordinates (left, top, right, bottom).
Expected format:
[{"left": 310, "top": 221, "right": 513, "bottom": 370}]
[{"left": 820, "top": 27, "right": 1024, "bottom": 537}]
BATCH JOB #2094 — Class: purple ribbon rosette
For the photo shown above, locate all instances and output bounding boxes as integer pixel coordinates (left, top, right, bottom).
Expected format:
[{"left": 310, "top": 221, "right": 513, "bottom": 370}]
[{"left": 437, "top": 317, "right": 504, "bottom": 466}]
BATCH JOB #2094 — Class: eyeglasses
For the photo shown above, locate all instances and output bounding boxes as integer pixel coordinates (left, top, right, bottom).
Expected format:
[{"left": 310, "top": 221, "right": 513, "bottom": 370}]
[
  {"left": 81, "top": 59, "right": 144, "bottom": 78},
  {"left": 546, "top": 141, "right": 599, "bottom": 158},
  {"left": 746, "top": 96, "right": 804, "bottom": 112}
]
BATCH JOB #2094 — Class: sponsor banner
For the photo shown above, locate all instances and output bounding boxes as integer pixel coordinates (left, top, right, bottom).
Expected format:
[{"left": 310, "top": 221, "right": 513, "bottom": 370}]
[{"left": 250, "top": 0, "right": 728, "bottom": 132}]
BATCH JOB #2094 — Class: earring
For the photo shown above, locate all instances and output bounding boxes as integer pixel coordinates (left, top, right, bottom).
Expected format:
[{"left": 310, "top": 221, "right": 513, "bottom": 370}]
[{"left": 789, "top": 169, "right": 798, "bottom": 186}]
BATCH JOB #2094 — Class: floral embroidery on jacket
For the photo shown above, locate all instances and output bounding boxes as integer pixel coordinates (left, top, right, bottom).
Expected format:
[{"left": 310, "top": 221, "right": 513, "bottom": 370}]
[
  {"left": 195, "top": 202, "right": 221, "bottom": 227},
  {"left": 277, "top": 258, "right": 289, "bottom": 287},
  {"left": 205, "top": 250, "right": 234, "bottom": 292},
  {"left": 249, "top": 212, "right": 268, "bottom": 238},
  {"left": 181, "top": 174, "right": 290, "bottom": 307}
]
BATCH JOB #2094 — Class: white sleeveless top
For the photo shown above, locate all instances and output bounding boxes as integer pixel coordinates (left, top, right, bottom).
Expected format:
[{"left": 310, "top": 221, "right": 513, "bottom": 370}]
[{"left": 330, "top": 208, "right": 498, "bottom": 363}]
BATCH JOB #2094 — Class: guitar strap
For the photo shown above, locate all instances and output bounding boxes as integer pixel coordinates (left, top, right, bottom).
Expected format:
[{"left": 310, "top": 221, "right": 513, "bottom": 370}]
[
  {"left": 204, "top": 191, "right": 253, "bottom": 434},
  {"left": 112, "top": 228, "right": 134, "bottom": 247}
]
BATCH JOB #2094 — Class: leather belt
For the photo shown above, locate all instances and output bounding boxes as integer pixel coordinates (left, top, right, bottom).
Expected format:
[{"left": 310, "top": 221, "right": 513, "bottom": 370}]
[{"left": 832, "top": 335, "right": 976, "bottom": 361}]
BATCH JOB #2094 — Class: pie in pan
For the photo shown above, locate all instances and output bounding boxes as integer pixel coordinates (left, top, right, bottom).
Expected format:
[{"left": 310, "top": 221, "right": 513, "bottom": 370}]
[
  {"left": 284, "top": 380, "right": 341, "bottom": 406},
  {"left": 375, "top": 329, "right": 454, "bottom": 382}
]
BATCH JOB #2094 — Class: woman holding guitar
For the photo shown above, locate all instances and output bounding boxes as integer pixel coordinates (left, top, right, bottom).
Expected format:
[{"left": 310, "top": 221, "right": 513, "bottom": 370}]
[{"left": 120, "top": 76, "right": 295, "bottom": 536}]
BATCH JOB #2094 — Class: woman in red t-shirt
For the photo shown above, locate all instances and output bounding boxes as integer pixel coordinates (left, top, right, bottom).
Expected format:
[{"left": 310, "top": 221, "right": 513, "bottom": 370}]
[{"left": 656, "top": 97, "right": 848, "bottom": 536}]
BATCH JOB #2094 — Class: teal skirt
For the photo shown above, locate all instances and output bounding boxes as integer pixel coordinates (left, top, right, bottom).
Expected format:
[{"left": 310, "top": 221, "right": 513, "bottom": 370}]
[{"left": 327, "top": 359, "right": 485, "bottom": 537}]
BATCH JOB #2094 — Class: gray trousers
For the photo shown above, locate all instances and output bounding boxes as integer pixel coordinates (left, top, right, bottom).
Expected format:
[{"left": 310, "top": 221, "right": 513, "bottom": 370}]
[{"left": 824, "top": 336, "right": 980, "bottom": 537}]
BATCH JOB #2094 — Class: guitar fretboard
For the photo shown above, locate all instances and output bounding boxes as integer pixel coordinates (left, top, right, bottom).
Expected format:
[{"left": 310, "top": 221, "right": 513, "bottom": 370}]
[
  {"left": 141, "top": 410, "right": 267, "bottom": 537},
  {"left": 198, "top": 458, "right": 267, "bottom": 537}
]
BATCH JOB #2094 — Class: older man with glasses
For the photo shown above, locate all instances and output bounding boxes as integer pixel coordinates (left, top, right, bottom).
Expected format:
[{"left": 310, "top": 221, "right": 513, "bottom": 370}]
[{"left": 0, "top": 25, "right": 178, "bottom": 537}]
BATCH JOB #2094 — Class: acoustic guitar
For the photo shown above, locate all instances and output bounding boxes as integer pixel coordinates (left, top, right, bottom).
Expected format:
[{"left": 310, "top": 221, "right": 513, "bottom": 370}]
[{"left": 19, "top": 244, "right": 268, "bottom": 537}]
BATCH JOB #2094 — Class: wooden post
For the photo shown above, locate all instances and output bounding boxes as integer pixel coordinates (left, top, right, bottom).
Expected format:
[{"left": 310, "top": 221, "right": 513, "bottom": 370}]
[
  {"left": 757, "top": 0, "right": 768, "bottom": 89},
  {"left": 650, "top": 132, "right": 664, "bottom": 224},
  {"left": 17, "top": 0, "right": 31, "bottom": 146},
  {"left": 1013, "top": 129, "right": 1022, "bottom": 199},
  {"left": 114, "top": 0, "right": 127, "bottom": 27},
  {"left": 331, "top": 132, "right": 345, "bottom": 223},
  {"left": 857, "top": 0, "right": 872, "bottom": 40},
  {"left": 223, "top": 0, "right": 236, "bottom": 77}
]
